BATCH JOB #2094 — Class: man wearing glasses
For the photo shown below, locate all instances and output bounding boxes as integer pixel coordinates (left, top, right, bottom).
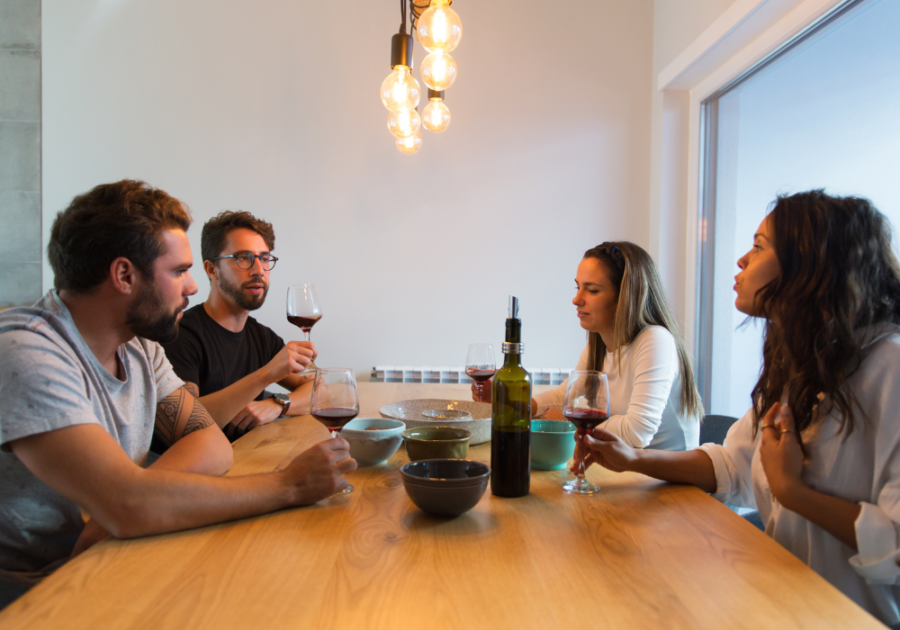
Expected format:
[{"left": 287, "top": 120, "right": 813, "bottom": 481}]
[
  {"left": 161, "top": 211, "right": 316, "bottom": 442},
  {"left": 0, "top": 182, "right": 353, "bottom": 607}
]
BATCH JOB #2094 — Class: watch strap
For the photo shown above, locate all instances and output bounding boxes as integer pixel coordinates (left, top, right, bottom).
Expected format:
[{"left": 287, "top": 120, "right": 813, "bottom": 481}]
[{"left": 273, "top": 393, "right": 291, "bottom": 416}]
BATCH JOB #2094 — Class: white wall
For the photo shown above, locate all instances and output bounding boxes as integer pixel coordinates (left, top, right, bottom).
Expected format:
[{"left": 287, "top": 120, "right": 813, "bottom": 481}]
[
  {"left": 649, "top": 0, "right": 737, "bottom": 328},
  {"left": 42, "top": 0, "right": 655, "bottom": 379}
]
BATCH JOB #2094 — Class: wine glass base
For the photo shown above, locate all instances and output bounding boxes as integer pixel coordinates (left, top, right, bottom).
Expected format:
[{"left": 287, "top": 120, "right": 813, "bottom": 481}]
[
  {"left": 341, "top": 484, "right": 354, "bottom": 495},
  {"left": 563, "top": 477, "right": 600, "bottom": 495}
]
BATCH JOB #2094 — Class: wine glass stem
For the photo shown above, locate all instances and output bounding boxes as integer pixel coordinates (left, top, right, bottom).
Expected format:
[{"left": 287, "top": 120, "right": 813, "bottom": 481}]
[
  {"left": 302, "top": 331, "right": 317, "bottom": 373},
  {"left": 577, "top": 437, "right": 588, "bottom": 481},
  {"left": 331, "top": 429, "right": 338, "bottom": 439}
]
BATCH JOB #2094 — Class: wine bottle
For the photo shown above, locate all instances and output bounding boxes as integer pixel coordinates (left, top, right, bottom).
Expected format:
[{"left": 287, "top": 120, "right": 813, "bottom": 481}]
[{"left": 491, "top": 296, "right": 532, "bottom": 497}]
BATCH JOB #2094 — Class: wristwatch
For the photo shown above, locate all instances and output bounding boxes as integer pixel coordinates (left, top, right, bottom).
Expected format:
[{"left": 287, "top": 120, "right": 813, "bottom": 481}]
[{"left": 272, "top": 393, "right": 291, "bottom": 416}]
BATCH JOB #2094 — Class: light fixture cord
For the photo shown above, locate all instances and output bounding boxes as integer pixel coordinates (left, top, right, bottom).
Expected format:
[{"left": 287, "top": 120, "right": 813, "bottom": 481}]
[
  {"left": 399, "top": 0, "right": 408, "bottom": 34},
  {"left": 410, "top": 0, "right": 429, "bottom": 33}
]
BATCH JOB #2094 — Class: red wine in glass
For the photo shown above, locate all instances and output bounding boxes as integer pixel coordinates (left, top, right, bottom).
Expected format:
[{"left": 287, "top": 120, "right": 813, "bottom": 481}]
[
  {"left": 287, "top": 284, "right": 322, "bottom": 376},
  {"left": 465, "top": 367, "right": 496, "bottom": 382},
  {"left": 466, "top": 343, "right": 496, "bottom": 401},
  {"left": 563, "top": 408, "right": 609, "bottom": 433},
  {"left": 562, "top": 370, "right": 609, "bottom": 496},
  {"left": 310, "top": 368, "right": 359, "bottom": 494},
  {"left": 310, "top": 407, "right": 358, "bottom": 432},
  {"left": 288, "top": 314, "right": 322, "bottom": 334}
]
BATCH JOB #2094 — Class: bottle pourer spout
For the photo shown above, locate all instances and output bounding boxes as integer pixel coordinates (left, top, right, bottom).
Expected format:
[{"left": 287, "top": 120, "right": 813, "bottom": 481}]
[{"left": 508, "top": 296, "right": 519, "bottom": 319}]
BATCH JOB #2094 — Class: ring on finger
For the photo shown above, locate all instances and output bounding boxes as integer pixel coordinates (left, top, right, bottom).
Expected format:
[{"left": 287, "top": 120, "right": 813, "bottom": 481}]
[
  {"left": 761, "top": 424, "right": 777, "bottom": 431},
  {"left": 781, "top": 429, "right": 797, "bottom": 434}
]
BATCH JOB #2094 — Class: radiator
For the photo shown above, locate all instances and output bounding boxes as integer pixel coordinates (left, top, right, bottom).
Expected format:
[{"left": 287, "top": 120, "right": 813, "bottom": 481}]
[{"left": 370, "top": 366, "right": 573, "bottom": 386}]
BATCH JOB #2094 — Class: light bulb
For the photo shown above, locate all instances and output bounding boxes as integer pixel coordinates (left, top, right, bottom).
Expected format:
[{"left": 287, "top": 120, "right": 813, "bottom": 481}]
[
  {"left": 417, "top": 0, "right": 462, "bottom": 52},
  {"left": 381, "top": 66, "right": 420, "bottom": 112},
  {"left": 388, "top": 109, "right": 421, "bottom": 139},
  {"left": 422, "top": 99, "right": 450, "bottom": 133},
  {"left": 396, "top": 132, "right": 423, "bottom": 154},
  {"left": 421, "top": 50, "right": 457, "bottom": 91}
]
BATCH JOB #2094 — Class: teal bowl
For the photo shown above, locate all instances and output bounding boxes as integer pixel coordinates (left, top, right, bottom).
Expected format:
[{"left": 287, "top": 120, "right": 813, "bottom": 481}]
[{"left": 530, "top": 420, "right": 577, "bottom": 470}]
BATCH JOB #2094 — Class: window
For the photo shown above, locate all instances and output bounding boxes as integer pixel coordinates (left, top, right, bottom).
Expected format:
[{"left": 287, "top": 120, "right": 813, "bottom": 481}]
[{"left": 696, "top": 0, "right": 900, "bottom": 417}]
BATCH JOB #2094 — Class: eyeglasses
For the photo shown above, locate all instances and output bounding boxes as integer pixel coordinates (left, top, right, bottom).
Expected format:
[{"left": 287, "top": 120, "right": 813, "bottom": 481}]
[{"left": 210, "top": 252, "right": 279, "bottom": 271}]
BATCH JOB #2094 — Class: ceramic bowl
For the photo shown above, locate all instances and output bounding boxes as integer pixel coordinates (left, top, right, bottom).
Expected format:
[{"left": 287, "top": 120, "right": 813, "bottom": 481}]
[
  {"left": 530, "top": 420, "right": 577, "bottom": 470},
  {"left": 402, "top": 426, "right": 472, "bottom": 461},
  {"left": 400, "top": 459, "right": 491, "bottom": 516},
  {"left": 380, "top": 399, "right": 492, "bottom": 445},
  {"left": 341, "top": 418, "right": 406, "bottom": 466}
]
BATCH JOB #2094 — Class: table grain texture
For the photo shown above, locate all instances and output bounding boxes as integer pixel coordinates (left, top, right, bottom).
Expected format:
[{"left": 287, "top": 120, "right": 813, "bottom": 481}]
[{"left": 0, "top": 383, "right": 883, "bottom": 629}]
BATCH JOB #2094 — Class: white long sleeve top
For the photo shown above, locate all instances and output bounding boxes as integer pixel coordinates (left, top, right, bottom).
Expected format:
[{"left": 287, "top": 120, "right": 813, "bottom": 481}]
[
  {"left": 698, "top": 330, "right": 900, "bottom": 626},
  {"left": 534, "top": 326, "right": 699, "bottom": 451}
]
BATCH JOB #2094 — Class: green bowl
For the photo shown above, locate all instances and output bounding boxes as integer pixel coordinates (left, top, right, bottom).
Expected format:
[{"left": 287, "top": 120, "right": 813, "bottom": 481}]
[
  {"left": 530, "top": 420, "right": 577, "bottom": 470},
  {"left": 402, "top": 426, "right": 472, "bottom": 462}
]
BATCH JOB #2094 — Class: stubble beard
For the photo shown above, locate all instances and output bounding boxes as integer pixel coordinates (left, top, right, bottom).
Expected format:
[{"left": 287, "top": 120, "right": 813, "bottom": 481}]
[{"left": 219, "top": 274, "right": 268, "bottom": 311}]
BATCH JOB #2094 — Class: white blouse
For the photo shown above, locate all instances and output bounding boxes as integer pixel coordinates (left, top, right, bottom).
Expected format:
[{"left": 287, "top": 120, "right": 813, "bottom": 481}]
[
  {"left": 534, "top": 326, "right": 699, "bottom": 451},
  {"left": 698, "top": 331, "right": 900, "bottom": 626}
]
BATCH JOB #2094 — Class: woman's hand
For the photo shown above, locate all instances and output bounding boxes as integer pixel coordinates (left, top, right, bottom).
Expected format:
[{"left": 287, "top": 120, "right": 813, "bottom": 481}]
[
  {"left": 759, "top": 403, "right": 806, "bottom": 508},
  {"left": 572, "top": 427, "right": 640, "bottom": 474},
  {"left": 471, "top": 380, "right": 492, "bottom": 403}
]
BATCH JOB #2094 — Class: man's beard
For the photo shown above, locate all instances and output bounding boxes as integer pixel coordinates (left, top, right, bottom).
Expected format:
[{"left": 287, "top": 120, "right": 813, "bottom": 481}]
[
  {"left": 125, "top": 282, "right": 187, "bottom": 343},
  {"left": 219, "top": 274, "right": 268, "bottom": 311}
]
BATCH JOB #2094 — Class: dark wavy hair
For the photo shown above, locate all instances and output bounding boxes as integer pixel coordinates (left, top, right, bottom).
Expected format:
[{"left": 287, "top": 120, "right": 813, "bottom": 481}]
[
  {"left": 584, "top": 242, "right": 703, "bottom": 419},
  {"left": 751, "top": 190, "right": 900, "bottom": 438},
  {"left": 201, "top": 210, "right": 275, "bottom": 262},
  {"left": 48, "top": 180, "right": 191, "bottom": 293}
]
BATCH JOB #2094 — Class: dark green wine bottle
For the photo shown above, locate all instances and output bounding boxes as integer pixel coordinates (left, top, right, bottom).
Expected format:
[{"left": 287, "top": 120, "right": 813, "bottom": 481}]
[{"left": 491, "top": 296, "right": 532, "bottom": 497}]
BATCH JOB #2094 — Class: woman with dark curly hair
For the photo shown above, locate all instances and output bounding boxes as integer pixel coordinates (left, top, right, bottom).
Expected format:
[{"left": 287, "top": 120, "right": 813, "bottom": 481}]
[
  {"left": 582, "top": 190, "right": 900, "bottom": 625},
  {"left": 473, "top": 241, "right": 703, "bottom": 451}
]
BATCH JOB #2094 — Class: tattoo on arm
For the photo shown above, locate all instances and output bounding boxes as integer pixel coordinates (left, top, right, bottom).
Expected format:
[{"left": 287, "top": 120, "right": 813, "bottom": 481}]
[{"left": 154, "top": 385, "right": 215, "bottom": 447}]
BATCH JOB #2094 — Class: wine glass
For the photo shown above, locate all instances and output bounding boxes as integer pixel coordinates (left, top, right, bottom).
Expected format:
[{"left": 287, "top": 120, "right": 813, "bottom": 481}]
[
  {"left": 287, "top": 284, "right": 321, "bottom": 376},
  {"left": 465, "top": 343, "right": 496, "bottom": 400},
  {"left": 310, "top": 368, "right": 359, "bottom": 494},
  {"left": 562, "top": 370, "right": 609, "bottom": 495}
]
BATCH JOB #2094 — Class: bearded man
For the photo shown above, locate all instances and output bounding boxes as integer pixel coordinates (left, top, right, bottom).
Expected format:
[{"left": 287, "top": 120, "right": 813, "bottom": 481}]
[
  {"left": 0, "top": 182, "right": 353, "bottom": 607},
  {"left": 161, "top": 211, "right": 316, "bottom": 441}
]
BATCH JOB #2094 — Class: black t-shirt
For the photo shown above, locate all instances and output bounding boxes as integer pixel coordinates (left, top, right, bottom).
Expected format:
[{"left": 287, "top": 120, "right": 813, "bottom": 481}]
[{"left": 162, "top": 304, "right": 285, "bottom": 400}]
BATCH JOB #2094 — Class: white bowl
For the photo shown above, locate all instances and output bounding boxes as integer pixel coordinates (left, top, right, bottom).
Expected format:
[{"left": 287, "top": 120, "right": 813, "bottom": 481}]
[
  {"left": 379, "top": 399, "right": 491, "bottom": 445},
  {"left": 341, "top": 418, "right": 406, "bottom": 466}
]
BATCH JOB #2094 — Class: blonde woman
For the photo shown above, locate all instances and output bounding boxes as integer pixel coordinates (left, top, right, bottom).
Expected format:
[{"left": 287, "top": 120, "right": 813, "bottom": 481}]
[
  {"left": 473, "top": 242, "right": 703, "bottom": 451},
  {"left": 581, "top": 192, "right": 900, "bottom": 625}
]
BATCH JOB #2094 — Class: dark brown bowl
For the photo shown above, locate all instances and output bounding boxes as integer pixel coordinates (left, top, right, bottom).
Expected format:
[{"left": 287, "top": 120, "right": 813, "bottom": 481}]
[{"left": 400, "top": 459, "right": 491, "bottom": 516}]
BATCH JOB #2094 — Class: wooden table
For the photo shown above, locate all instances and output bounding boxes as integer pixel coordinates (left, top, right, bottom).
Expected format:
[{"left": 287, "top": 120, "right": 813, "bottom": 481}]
[{"left": 0, "top": 383, "right": 883, "bottom": 629}]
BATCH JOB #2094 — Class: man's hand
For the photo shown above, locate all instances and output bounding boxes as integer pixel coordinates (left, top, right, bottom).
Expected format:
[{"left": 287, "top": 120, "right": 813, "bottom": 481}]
[
  {"left": 281, "top": 437, "right": 357, "bottom": 504},
  {"left": 265, "top": 341, "right": 317, "bottom": 383},
  {"left": 226, "top": 398, "right": 283, "bottom": 438}
]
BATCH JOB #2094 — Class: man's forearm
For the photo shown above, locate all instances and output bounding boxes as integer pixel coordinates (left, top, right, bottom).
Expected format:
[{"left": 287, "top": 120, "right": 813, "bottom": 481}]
[
  {"left": 286, "top": 378, "right": 314, "bottom": 416},
  {"left": 198, "top": 369, "right": 273, "bottom": 427},
  {"left": 633, "top": 448, "right": 718, "bottom": 494},
  {"left": 106, "top": 466, "right": 295, "bottom": 538},
  {"left": 151, "top": 425, "right": 233, "bottom": 476}
]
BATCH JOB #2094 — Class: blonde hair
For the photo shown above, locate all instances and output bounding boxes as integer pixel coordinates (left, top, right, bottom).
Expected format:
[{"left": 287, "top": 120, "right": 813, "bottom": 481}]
[{"left": 584, "top": 242, "right": 703, "bottom": 419}]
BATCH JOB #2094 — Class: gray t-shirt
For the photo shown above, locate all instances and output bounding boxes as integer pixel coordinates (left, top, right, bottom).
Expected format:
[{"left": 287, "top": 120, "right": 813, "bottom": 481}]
[{"left": 0, "top": 291, "right": 183, "bottom": 574}]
